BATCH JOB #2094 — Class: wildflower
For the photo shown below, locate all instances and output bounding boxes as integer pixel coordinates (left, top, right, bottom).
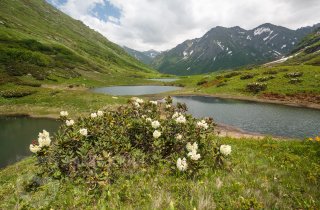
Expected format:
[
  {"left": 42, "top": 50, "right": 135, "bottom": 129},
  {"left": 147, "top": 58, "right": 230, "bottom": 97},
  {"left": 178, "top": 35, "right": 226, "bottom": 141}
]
[
  {"left": 186, "top": 142, "right": 198, "bottom": 152},
  {"left": 112, "top": 96, "right": 118, "bottom": 99},
  {"left": 315, "top": 136, "right": 320, "bottom": 142},
  {"left": 60, "top": 111, "right": 68, "bottom": 117},
  {"left": 172, "top": 112, "right": 182, "bottom": 119},
  {"left": 220, "top": 145, "right": 232, "bottom": 156},
  {"left": 133, "top": 102, "right": 140, "bottom": 108},
  {"left": 141, "top": 115, "right": 146, "bottom": 119},
  {"left": 196, "top": 120, "right": 208, "bottom": 129},
  {"left": 153, "top": 130, "right": 161, "bottom": 138},
  {"left": 29, "top": 144, "right": 41, "bottom": 153},
  {"left": 150, "top": 100, "right": 158, "bottom": 105},
  {"left": 97, "top": 110, "right": 103, "bottom": 116},
  {"left": 308, "top": 137, "right": 313, "bottom": 141},
  {"left": 188, "top": 150, "right": 201, "bottom": 160},
  {"left": 38, "top": 130, "right": 51, "bottom": 147},
  {"left": 176, "top": 158, "right": 188, "bottom": 171},
  {"left": 146, "top": 118, "right": 152, "bottom": 122},
  {"left": 176, "top": 134, "right": 182, "bottom": 140},
  {"left": 166, "top": 104, "right": 171, "bottom": 108},
  {"left": 135, "top": 98, "right": 144, "bottom": 104},
  {"left": 80, "top": 128, "right": 88, "bottom": 136},
  {"left": 151, "top": 120, "right": 161, "bottom": 129},
  {"left": 66, "top": 119, "right": 75, "bottom": 126},
  {"left": 175, "top": 115, "right": 186, "bottom": 124},
  {"left": 91, "top": 112, "right": 97, "bottom": 118}
]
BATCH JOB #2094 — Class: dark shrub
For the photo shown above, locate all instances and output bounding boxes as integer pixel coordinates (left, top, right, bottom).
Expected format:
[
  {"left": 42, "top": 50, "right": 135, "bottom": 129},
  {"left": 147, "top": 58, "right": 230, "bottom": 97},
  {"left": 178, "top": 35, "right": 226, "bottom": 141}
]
[
  {"left": 263, "top": 70, "right": 278, "bottom": 75},
  {"left": 257, "top": 76, "right": 275, "bottom": 82},
  {"left": 216, "top": 82, "right": 227, "bottom": 87},
  {"left": 15, "top": 81, "right": 41, "bottom": 87},
  {"left": 285, "top": 72, "right": 303, "bottom": 78},
  {"left": 0, "top": 89, "right": 36, "bottom": 98},
  {"left": 224, "top": 72, "right": 241, "bottom": 78},
  {"left": 289, "top": 78, "right": 303, "bottom": 84},
  {"left": 246, "top": 82, "right": 267, "bottom": 93},
  {"left": 240, "top": 74, "right": 255, "bottom": 80},
  {"left": 197, "top": 80, "right": 208, "bottom": 86}
]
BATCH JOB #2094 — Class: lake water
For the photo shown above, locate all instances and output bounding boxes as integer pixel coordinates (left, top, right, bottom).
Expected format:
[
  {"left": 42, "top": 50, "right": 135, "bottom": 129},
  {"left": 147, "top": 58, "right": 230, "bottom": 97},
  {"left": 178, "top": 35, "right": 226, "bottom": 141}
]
[
  {"left": 148, "top": 78, "right": 179, "bottom": 82},
  {"left": 173, "top": 96, "right": 320, "bottom": 139},
  {"left": 92, "top": 85, "right": 182, "bottom": 96},
  {"left": 0, "top": 116, "right": 60, "bottom": 168}
]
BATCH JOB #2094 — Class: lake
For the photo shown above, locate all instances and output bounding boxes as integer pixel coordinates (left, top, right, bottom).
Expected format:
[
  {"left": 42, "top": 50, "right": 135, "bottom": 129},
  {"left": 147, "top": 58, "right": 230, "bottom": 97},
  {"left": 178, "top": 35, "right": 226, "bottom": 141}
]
[
  {"left": 92, "top": 85, "right": 182, "bottom": 96},
  {"left": 173, "top": 96, "right": 320, "bottom": 139},
  {"left": 147, "top": 78, "right": 179, "bottom": 82},
  {"left": 0, "top": 116, "right": 60, "bottom": 168}
]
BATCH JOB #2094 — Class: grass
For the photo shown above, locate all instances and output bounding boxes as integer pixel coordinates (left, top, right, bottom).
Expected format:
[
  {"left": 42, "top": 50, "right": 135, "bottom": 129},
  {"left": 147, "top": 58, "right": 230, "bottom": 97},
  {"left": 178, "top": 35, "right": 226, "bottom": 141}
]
[
  {"left": 174, "top": 65, "right": 320, "bottom": 99},
  {"left": 0, "top": 137, "right": 319, "bottom": 209}
]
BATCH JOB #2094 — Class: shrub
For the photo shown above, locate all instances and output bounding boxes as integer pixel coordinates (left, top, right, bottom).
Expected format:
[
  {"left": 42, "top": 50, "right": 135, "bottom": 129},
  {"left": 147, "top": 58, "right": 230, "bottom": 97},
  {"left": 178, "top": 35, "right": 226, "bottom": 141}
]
[
  {"left": 0, "top": 89, "right": 36, "bottom": 98},
  {"left": 196, "top": 80, "right": 208, "bottom": 86},
  {"left": 15, "top": 80, "right": 41, "bottom": 87},
  {"left": 29, "top": 97, "right": 232, "bottom": 188},
  {"left": 240, "top": 74, "right": 255, "bottom": 80},
  {"left": 285, "top": 72, "right": 303, "bottom": 78},
  {"left": 246, "top": 82, "right": 267, "bottom": 93},
  {"left": 257, "top": 75, "right": 275, "bottom": 82},
  {"left": 289, "top": 78, "right": 303, "bottom": 84},
  {"left": 263, "top": 70, "right": 278, "bottom": 75},
  {"left": 216, "top": 82, "right": 227, "bottom": 87},
  {"left": 224, "top": 72, "right": 241, "bottom": 78}
]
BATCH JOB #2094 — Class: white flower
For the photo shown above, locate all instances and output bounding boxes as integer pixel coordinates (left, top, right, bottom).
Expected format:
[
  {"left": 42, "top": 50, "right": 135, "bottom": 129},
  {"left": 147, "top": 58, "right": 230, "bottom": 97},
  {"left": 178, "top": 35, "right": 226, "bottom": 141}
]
[
  {"left": 220, "top": 145, "right": 232, "bottom": 156},
  {"left": 175, "top": 115, "right": 186, "bottom": 124},
  {"left": 66, "top": 119, "right": 74, "bottom": 126},
  {"left": 146, "top": 118, "right": 152, "bottom": 122},
  {"left": 133, "top": 102, "right": 140, "bottom": 108},
  {"left": 91, "top": 112, "right": 97, "bottom": 118},
  {"left": 150, "top": 100, "right": 158, "bottom": 105},
  {"left": 135, "top": 98, "right": 144, "bottom": 104},
  {"left": 80, "top": 128, "right": 88, "bottom": 136},
  {"left": 176, "top": 134, "right": 182, "bottom": 140},
  {"left": 153, "top": 130, "right": 161, "bottom": 138},
  {"left": 176, "top": 158, "right": 188, "bottom": 171},
  {"left": 172, "top": 112, "right": 181, "bottom": 119},
  {"left": 112, "top": 96, "right": 118, "bottom": 99},
  {"left": 188, "top": 150, "right": 201, "bottom": 161},
  {"left": 166, "top": 104, "right": 171, "bottom": 108},
  {"left": 186, "top": 142, "right": 198, "bottom": 152},
  {"left": 38, "top": 130, "right": 51, "bottom": 147},
  {"left": 29, "top": 144, "right": 41, "bottom": 153},
  {"left": 151, "top": 120, "right": 160, "bottom": 129},
  {"left": 97, "top": 110, "right": 103, "bottom": 116},
  {"left": 60, "top": 111, "right": 68, "bottom": 117},
  {"left": 196, "top": 120, "right": 208, "bottom": 129},
  {"left": 141, "top": 115, "right": 146, "bottom": 119}
]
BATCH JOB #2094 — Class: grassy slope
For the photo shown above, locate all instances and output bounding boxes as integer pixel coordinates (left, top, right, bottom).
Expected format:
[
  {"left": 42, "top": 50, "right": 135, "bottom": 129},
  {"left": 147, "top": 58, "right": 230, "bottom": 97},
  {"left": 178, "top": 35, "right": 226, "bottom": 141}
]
[
  {"left": 0, "top": 137, "right": 319, "bottom": 209},
  {"left": 175, "top": 65, "right": 320, "bottom": 96},
  {"left": 0, "top": 0, "right": 164, "bottom": 116}
]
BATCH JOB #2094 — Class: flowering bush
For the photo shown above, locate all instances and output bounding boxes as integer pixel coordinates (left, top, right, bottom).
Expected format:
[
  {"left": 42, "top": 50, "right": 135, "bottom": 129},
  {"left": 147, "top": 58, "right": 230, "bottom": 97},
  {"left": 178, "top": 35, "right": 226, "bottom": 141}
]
[
  {"left": 246, "top": 82, "right": 267, "bottom": 93},
  {"left": 284, "top": 72, "right": 303, "bottom": 78},
  {"left": 29, "top": 96, "right": 232, "bottom": 187}
]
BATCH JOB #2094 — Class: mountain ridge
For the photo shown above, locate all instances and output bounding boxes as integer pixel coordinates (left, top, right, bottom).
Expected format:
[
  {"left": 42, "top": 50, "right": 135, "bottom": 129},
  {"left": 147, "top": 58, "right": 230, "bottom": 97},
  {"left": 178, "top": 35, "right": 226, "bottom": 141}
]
[{"left": 151, "top": 23, "right": 320, "bottom": 75}]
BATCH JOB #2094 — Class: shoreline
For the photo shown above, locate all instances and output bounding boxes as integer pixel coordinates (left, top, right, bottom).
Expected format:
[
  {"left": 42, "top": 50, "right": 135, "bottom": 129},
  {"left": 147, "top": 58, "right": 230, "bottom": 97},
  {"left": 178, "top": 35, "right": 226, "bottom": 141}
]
[{"left": 169, "top": 92, "right": 320, "bottom": 110}]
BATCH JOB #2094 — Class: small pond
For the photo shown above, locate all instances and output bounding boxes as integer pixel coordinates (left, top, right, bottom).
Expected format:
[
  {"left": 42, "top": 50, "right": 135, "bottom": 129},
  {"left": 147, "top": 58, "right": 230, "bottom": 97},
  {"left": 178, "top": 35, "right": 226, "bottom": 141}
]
[
  {"left": 0, "top": 116, "right": 60, "bottom": 168},
  {"left": 92, "top": 85, "right": 182, "bottom": 96},
  {"left": 173, "top": 96, "right": 320, "bottom": 139}
]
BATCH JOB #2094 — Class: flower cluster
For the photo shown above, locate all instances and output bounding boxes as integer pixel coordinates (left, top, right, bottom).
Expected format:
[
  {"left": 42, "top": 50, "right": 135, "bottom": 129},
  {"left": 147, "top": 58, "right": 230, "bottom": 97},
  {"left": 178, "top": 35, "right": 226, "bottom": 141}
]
[
  {"left": 308, "top": 136, "right": 320, "bottom": 142},
  {"left": 29, "top": 130, "right": 51, "bottom": 153},
  {"left": 30, "top": 96, "right": 232, "bottom": 187}
]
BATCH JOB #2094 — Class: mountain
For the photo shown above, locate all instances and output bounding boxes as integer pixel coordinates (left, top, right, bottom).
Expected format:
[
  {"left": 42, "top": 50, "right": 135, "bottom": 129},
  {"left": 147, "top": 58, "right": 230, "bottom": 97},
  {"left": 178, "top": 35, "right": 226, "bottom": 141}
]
[
  {"left": 152, "top": 23, "right": 320, "bottom": 75},
  {"left": 123, "top": 46, "right": 160, "bottom": 65},
  {"left": 0, "top": 0, "right": 154, "bottom": 82}
]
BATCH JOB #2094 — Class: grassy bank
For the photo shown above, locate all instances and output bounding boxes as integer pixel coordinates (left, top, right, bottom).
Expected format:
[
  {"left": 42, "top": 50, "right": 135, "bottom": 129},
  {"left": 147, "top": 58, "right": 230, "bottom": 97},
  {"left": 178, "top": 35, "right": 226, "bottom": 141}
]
[
  {"left": 0, "top": 137, "right": 319, "bottom": 209},
  {"left": 174, "top": 65, "right": 320, "bottom": 106}
]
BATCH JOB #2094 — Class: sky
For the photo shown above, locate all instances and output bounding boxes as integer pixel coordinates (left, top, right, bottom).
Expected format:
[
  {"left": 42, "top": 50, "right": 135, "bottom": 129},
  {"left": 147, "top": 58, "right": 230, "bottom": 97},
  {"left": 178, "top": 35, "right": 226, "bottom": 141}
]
[{"left": 46, "top": 0, "right": 320, "bottom": 51}]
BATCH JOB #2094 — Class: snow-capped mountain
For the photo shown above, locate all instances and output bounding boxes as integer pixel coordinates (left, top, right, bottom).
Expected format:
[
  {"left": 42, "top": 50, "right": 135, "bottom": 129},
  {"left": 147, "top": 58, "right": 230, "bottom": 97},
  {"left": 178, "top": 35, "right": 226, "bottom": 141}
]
[
  {"left": 123, "top": 46, "right": 160, "bottom": 65},
  {"left": 151, "top": 23, "right": 320, "bottom": 75}
]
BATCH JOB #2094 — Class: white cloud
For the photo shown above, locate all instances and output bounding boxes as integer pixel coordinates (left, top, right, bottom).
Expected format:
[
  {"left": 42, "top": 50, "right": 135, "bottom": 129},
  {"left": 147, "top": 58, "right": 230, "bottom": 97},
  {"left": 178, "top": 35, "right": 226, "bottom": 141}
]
[{"left": 57, "top": 0, "right": 320, "bottom": 51}]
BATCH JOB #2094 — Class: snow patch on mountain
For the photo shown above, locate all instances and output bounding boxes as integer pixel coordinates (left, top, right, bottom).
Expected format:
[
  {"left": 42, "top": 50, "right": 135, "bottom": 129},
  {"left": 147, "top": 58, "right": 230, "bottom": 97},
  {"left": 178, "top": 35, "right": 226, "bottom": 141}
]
[
  {"left": 254, "top": 27, "right": 272, "bottom": 36},
  {"left": 281, "top": 44, "right": 286, "bottom": 49}
]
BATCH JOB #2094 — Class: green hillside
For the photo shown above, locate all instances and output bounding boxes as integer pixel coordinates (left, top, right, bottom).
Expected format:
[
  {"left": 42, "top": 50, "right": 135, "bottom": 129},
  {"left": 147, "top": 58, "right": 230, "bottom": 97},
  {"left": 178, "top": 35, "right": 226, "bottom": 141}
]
[{"left": 0, "top": 0, "right": 154, "bottom": 84}]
